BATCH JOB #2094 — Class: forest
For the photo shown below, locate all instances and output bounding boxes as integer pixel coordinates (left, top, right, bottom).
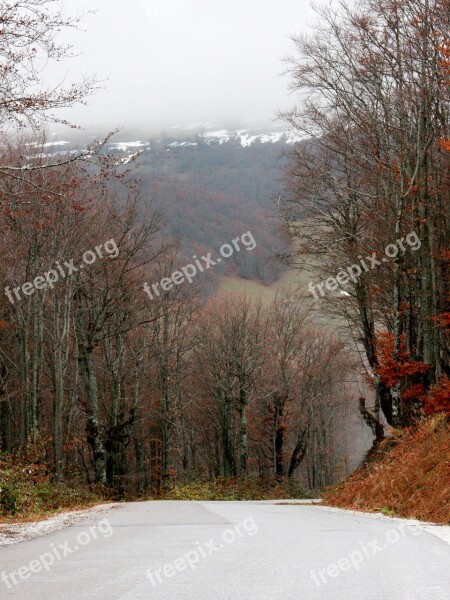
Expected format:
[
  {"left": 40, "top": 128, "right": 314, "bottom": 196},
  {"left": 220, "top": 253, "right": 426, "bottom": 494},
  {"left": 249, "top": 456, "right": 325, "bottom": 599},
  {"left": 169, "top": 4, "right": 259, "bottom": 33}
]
[
  {"left": 0, "top": 146, "right": 355, "bottom": 493},
  {"left": 111, "top": 133, "right": 292, "bottom": 285}
]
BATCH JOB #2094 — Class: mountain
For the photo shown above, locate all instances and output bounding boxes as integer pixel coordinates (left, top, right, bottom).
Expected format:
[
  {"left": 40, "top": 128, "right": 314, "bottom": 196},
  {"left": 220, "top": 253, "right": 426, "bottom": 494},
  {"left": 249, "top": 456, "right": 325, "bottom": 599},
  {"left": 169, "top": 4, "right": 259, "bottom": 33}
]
[{"left": 33, "top": 129, "right": 307, "bottom": 287}]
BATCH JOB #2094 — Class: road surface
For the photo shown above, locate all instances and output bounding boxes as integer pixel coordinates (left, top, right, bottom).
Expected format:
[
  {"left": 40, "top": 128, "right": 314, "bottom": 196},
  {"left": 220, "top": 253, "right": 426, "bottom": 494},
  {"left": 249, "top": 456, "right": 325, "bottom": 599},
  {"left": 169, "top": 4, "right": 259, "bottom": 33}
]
[{"left": 1, "top": 501, "right": 449, "bottom": 599}]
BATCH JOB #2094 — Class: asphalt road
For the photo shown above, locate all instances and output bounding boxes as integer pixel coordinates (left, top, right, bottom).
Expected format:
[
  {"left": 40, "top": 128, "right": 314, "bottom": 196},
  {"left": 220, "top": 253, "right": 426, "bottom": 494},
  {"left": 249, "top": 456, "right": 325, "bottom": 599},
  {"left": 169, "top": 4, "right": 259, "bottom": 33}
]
[{"left": 1, "top": 501, "right": 449, "bottom": 600}]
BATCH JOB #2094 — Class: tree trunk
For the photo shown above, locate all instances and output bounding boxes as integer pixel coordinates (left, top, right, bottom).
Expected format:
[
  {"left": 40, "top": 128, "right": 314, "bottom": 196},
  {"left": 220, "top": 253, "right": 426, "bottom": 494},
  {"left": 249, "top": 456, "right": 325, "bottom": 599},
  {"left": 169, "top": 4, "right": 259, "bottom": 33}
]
[
  {"left": 274, "top": 400, "right": 284, "bottom": 478},
  {"left": 238, "top": 391, "right": 248, "bottom": 476},
  {"left": 288, "top": 427, "right": 308, "bottom": 479}
]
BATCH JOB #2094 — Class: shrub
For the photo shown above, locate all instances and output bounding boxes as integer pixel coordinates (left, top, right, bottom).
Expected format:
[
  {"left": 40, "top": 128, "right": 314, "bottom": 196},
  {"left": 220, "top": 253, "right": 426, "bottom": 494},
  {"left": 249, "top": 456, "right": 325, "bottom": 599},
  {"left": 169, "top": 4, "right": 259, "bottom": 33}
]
[
  {"left": 0, "top": 483, "right": 19, "bottom": 515},
  {"left": 161, "top": 477, "right": 312, "bottom": 501}
]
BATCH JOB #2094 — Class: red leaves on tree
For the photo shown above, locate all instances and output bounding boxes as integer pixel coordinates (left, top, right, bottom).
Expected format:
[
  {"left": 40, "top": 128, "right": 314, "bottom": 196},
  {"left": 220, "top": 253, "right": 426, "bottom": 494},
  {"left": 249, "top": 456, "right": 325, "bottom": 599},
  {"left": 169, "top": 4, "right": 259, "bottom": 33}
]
[
  {"left": 438, "top": 138, "right": 450, "bottom": 152},
  {"left": 431, "top": 312, "right": 450, "bottom": 329},
  {"left": 376, "top": 332, "right": 430, "bottom": 389},
  {"left": 424, "top": 377, "right": 450, "bottom": 416},
  {"left": 376, "top": 334, "right": 449, "bottom": 415},
  {"left": 437, "top": 41, "right": 450, "bottom": 77}
]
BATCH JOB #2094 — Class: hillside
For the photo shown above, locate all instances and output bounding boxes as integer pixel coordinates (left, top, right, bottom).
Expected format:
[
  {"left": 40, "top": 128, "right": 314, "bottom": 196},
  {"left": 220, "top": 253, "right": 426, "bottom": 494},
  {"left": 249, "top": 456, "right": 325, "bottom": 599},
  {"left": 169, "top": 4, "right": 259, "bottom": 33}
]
[
  {"left": 120, "top": 130, "right": 302, "bottom": 284},
  {"left": 36, "top": 129, "right": 303, "bottom": 286},
  {"left": 324, "top": 416, "right": 450, "bottom": 524}
]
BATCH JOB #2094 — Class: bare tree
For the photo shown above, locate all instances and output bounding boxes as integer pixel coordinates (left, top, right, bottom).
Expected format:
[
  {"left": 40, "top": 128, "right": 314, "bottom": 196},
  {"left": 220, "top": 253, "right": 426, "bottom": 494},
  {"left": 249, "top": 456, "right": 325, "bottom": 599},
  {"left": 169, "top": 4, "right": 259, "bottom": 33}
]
[{"left": 280, "top": 0, "right": 449, "bottom": 428}]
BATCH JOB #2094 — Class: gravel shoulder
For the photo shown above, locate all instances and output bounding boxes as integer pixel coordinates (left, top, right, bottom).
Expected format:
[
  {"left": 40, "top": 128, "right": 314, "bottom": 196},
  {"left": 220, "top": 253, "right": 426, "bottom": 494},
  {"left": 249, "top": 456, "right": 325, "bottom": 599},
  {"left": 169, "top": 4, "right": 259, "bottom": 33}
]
[{"left": 0, "top": 503, "right": 117, "bottom": 547}]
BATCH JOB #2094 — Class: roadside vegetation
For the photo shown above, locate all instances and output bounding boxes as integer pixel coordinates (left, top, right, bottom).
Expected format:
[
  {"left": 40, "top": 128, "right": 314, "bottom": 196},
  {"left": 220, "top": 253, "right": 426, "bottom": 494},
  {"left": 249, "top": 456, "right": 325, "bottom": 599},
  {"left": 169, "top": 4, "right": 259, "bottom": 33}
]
[
  {"left": 0, "top": 443, "right": 104, "bottom": 522},
  {"left": 159, "top": 477, "right": 312, "bottom": 502},
  {"left": 324, "top": 416, "right": 450, "bottom": 524}
]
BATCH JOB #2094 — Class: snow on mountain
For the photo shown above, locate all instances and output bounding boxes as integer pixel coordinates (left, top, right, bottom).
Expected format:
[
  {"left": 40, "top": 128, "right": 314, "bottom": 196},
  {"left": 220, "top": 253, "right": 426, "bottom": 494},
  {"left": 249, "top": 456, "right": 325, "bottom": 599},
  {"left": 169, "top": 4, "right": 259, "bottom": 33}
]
[
  {"left": 105, "top": 129, "right": 307, "bottom": 153},
  {"left": 25, "top": 141, "right": 72, "bottom": 149},
  {"left": 168, "top": 141, "right": 199, "bottom": 148},
  {"left": 168, "top": 129, "right": 307, "bottom": 148},
  {"left": 108, "top": 141, "right": 149, "bottom": 152},
  {"left": 27, "top": 129, "right": 307, "bottom": 161}
]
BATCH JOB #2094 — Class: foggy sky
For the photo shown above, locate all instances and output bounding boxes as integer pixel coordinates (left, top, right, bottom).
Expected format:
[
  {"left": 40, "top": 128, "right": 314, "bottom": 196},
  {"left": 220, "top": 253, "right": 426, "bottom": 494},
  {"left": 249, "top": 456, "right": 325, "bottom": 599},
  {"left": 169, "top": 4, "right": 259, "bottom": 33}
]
[{"left": 49, "top": 0, "right": 317, "bottom": 138}]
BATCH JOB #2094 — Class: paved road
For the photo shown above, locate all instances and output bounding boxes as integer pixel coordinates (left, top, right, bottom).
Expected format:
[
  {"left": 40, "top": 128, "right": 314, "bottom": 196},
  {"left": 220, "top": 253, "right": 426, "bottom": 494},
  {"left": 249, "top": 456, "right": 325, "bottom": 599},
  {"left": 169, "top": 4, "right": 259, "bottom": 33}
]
[{"left": 1, "top": 501, "right": 449, "bottom": 599}]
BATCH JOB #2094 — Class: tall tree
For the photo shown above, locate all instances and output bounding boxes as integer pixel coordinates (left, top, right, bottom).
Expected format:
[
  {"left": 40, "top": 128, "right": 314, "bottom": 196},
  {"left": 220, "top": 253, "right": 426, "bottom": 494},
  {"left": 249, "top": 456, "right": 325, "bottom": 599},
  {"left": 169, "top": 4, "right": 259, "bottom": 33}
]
[{"left": 280, "top": 0, "right": 449, "bottom": 427}]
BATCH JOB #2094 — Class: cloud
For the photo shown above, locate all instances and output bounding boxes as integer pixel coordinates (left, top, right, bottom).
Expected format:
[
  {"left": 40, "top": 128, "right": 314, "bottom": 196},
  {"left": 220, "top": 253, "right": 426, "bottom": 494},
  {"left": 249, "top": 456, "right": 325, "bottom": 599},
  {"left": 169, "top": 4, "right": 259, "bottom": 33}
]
[{"left": 47, "top": 0, "right": 315, "bottom": 135}]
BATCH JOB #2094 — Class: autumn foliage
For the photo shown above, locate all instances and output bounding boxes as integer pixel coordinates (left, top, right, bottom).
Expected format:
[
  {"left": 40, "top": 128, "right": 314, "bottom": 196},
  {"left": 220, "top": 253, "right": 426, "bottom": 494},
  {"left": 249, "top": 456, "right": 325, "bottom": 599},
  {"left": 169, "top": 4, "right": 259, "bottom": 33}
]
[
  {"left": 376, "top": 333, "right": 430, "bottom": 387},
  {"left": 424, "top": 377, "right": 450, "bottom": 416},
  {"left": 325, "top": 416, "right": 450, "bottom": 524}
]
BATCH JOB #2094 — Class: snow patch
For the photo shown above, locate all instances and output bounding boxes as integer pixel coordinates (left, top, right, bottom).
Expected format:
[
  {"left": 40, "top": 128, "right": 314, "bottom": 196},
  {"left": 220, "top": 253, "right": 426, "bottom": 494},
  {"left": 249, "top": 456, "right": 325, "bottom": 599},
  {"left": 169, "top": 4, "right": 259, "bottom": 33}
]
[
  {"left": 201, "top": 129, "right": 308, "bottom": 148},
  {"left": 169, "top": 141, "right": 199, "bottom": 148},
  {"left": 109, "top": 141, "right": 148, "bottom": 152},
  {"left": 120, "top": 151, "right": 143, "bottom": 165},
  {"left": 26, "top": 141, "right": 71, "bottom": 149}
]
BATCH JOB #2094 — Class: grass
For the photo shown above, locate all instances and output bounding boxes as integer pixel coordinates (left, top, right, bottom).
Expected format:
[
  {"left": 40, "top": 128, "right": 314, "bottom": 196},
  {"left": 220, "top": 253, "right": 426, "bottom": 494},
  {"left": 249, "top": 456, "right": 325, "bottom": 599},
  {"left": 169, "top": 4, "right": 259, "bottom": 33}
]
[
  {"left": 218, "top": 271, "right": 305, "bottom": 303},
  {"left": 324, "top": 415, "right": 450, "bottom": 524},
  {"left": 217, "top": 271, "right": 347, "bottom": 332},
  {"left": 154, "top": 477, "right": 313, "bottom": 502}
]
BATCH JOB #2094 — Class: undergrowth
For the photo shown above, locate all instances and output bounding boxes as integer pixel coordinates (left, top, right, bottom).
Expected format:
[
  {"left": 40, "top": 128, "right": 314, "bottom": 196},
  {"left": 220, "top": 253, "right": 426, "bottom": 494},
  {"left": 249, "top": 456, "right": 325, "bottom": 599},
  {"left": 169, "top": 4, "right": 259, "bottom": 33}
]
[
  {"left": 0, "top": 445, "right": 105, "bottom": 522},
  {"left": 157, "top": 477, "right": 313, "bottom": 501},
  {"left": 324, "top": 415, "right": 450, "bottom": 524}
]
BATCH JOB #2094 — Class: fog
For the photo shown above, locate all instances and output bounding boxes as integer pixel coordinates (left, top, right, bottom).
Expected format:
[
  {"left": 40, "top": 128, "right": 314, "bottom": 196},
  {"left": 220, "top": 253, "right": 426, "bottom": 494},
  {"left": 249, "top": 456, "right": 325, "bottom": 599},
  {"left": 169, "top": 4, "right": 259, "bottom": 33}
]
[{"left": 48, "top": 0, "right": 317, "bottom": 138}]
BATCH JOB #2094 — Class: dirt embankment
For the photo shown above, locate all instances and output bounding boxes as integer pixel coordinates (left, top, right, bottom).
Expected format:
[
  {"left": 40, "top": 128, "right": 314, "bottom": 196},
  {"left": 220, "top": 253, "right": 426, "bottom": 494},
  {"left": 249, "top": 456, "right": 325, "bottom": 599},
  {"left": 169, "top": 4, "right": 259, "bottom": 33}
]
[{"left": 324, "top": 416, "right": 450, "bottom": 524}]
